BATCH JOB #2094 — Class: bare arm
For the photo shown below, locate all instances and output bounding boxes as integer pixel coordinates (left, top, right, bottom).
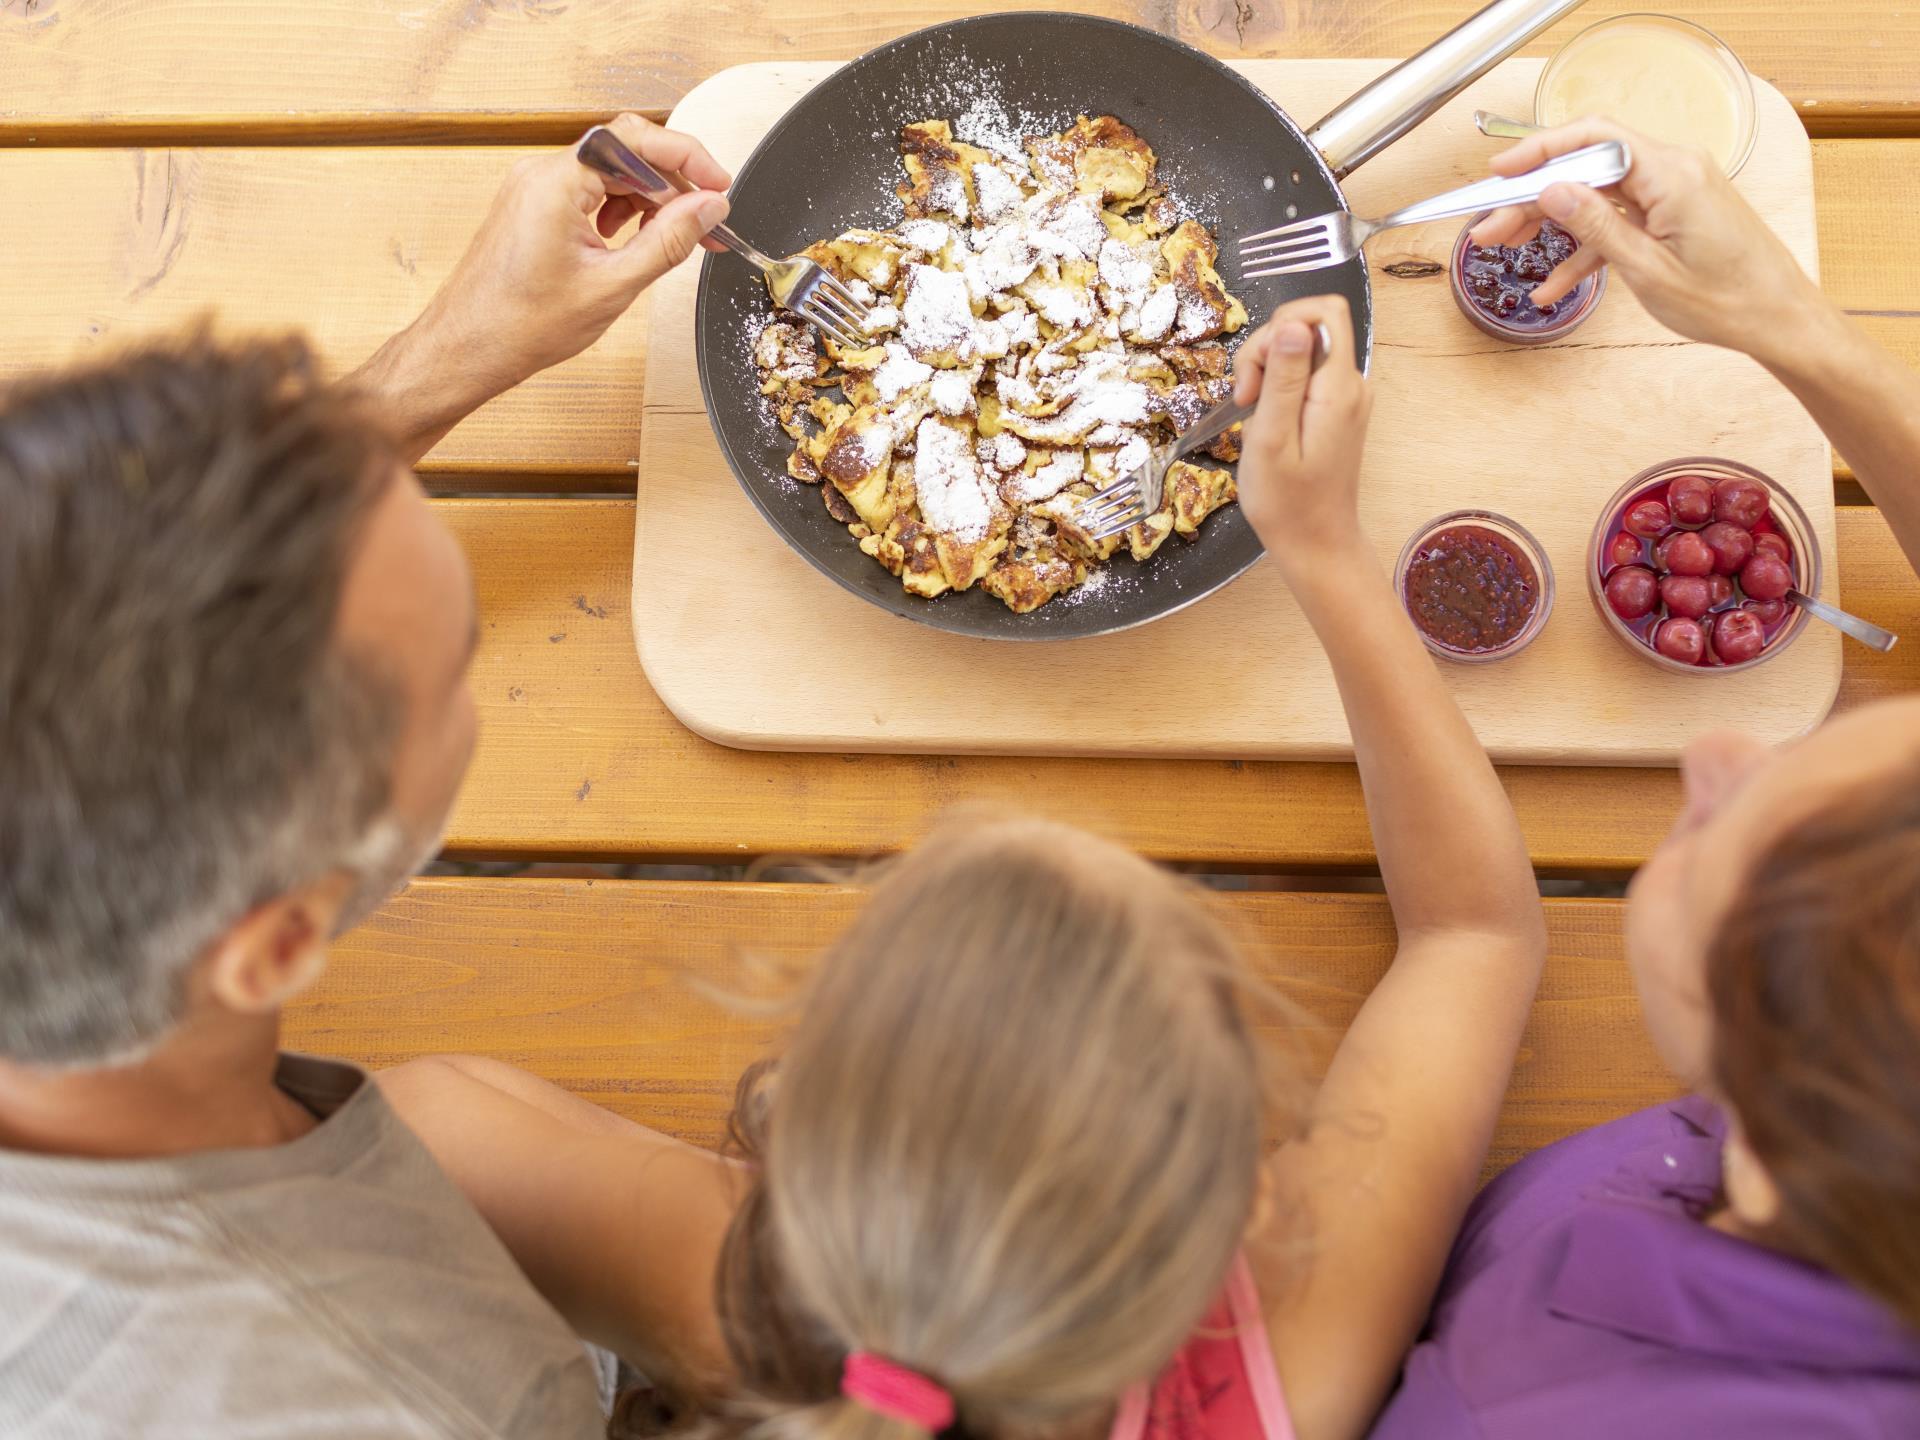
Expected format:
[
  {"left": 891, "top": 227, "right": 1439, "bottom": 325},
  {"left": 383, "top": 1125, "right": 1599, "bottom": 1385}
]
[
  {"left": 1475, "top": 117, "right": 1920, "bottom": 577},
  {"left": 1229, "top": 301, "right": 1547, "bottom": 1440},
  {"left": 376, "top": 1055, "right": 740, "bottom": 1398},
  {"left": 1756, "top": 303, "right": 1920, "bottom": 574},
  {"left": 349, "top": 114, "right": 731, "bottom": 464}
]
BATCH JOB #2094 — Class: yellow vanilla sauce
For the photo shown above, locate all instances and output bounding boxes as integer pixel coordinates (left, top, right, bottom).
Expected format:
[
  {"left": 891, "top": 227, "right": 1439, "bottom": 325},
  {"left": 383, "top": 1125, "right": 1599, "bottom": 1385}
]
[{"left": 1539, "top": 19, "right": 1749, "bottom": 173}]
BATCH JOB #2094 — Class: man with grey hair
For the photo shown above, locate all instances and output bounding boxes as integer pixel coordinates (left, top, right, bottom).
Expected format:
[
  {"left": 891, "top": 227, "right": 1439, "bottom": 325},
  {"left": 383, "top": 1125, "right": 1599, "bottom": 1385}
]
[{"left": 0, "top": 116, "right": 731, "bottom": 1437}]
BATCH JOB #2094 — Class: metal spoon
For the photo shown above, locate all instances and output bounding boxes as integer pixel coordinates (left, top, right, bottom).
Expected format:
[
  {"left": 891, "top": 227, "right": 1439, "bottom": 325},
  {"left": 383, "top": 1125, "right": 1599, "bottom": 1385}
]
[{"left": 1786, "top": 590, "right": 1899, "bottom": 653}]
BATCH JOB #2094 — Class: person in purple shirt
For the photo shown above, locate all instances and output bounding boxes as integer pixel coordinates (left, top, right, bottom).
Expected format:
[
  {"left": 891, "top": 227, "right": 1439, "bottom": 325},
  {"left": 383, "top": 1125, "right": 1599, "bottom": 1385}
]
[{"left": 1373, "top": 119, "right": 1920, "bottom": 1438}]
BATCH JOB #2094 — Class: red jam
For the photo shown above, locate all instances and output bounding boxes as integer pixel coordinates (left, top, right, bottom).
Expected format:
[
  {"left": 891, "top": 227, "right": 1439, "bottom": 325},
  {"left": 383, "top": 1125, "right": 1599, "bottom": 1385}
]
[
  {"left": 1459, "top": 221, "right": 1591, "bottom": 331},
  {"left": 1404, "top": 525, "right": 1541, "bottom": 655},
  {"left": 1597, "top": 474, "right": 1796, "bottom": 667}
]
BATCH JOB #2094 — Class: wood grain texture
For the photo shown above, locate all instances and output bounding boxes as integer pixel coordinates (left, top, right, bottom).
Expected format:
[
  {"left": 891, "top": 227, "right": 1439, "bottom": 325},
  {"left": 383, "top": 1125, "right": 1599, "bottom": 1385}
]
[
  {"left": 3, "top": 1, "right": 1916, "bottom": 141},
  {"left": 446, "top": 498, "right": 1917, "bottom": 867},
  {"left": 638, "top": 60, "right": 1838, "bottom": 764},
  {"left": 292, "top": 877, "right": 1676, "bottom": 1175},
  {"left": 0, "top": 146, "right": 643, "bottom": 475},
  {"left": 0, "top": 137, "right": 1910, "bottom": 484}
]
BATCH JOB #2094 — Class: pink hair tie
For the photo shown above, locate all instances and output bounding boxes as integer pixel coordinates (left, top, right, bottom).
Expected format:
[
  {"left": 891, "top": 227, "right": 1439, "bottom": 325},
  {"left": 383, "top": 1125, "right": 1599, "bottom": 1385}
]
[{"left": 841, "top": 1352, "right": 955, "bottom": 1432}]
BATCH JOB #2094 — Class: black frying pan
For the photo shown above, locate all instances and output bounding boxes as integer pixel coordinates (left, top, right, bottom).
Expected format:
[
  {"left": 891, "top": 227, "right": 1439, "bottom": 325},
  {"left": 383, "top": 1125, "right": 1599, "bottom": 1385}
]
[{"left": 693, "top": 4, "right": 1586, "bottom": 641}]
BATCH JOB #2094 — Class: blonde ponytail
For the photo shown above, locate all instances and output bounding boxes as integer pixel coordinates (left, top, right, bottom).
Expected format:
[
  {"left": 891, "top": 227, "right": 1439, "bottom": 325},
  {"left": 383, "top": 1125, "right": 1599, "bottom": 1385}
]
[{"left": 707, "top": 816, "right": 1296, "bottom": 1437}]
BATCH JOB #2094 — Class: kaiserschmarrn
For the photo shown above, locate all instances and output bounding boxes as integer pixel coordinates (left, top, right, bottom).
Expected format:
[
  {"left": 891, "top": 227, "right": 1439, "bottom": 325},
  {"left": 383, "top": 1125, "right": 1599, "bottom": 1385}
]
[{"left": 751, "top": 114, "right": 1247, "bottom": 612}]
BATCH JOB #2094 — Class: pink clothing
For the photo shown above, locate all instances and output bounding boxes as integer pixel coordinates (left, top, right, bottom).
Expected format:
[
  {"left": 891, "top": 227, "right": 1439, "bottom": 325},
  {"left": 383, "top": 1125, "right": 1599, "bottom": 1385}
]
[{"left": 1109, "top": 1255, "right": 1296, "bottom": 1440}]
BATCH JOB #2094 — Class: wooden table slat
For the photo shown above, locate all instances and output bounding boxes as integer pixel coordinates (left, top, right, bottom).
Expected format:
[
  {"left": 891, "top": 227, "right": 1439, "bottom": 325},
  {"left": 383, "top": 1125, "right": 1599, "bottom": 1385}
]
[
  {"left": 445, "top": 498, "right": 1917, "bottom": 870},
  {"left": 298, "top": 876, "right": 1673, "bottom": 1175},
  {"left": 0, "top": 139, "right": 1913, "bottom": 481},
  {"left": 4, "top": 2, "right": 1917, "bottom": 142}
]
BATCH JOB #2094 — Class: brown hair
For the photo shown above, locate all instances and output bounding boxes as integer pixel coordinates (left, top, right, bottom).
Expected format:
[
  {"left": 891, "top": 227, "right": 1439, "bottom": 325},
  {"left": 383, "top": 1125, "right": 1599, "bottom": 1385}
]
[
  {"left": 1707, "top": 774, "right": 1920, "bottom": 1328},
  {"left": 0, "top": 328, "right": 401, "bottom": 1065},
  {"left": 707, "top": 816, "right": 1303, "bottom": 1440}
]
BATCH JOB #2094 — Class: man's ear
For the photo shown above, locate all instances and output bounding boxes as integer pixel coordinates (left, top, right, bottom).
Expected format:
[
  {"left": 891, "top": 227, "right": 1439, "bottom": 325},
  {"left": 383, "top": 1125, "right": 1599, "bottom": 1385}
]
[{"left": 203, "top": 872, "right": 355, "bottom": 1016}]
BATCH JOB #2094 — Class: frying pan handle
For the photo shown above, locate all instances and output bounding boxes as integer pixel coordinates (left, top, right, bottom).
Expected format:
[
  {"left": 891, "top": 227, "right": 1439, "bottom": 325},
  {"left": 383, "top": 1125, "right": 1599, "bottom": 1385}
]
[{"left": 1304, "top": 0, "right": 1591, "bottom": 179}]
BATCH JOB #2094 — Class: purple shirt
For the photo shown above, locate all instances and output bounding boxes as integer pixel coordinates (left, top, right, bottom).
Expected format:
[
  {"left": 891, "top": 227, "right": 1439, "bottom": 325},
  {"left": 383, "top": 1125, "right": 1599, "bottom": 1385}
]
[{"left": 1371, "top": 1098, "right": 1920, "bottom": 1438}]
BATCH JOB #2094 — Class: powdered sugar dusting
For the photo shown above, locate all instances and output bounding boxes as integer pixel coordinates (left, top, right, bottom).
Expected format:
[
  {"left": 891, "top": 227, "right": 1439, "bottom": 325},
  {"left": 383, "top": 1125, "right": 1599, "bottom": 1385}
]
[
  {"left": 1014, "top": 447, "right": 1086, "bottom": 502},
  {"left": 897, "top": 219, "right": 952, "bottom": 253},
  {"left": 739, "top": 82, "right": 1247, "bottom": 613},
  {"left": 874, "top": 342, "right": 932, "bottom": 402},
  {"left": 913, "top": 418, "right": 994, "bottom": 540},
  {"left": 1135, "top": 285, "right": 1177, "bottom": 342},
  {"left": 929, "top": 365, "right": 981, "bottom": 417},
  {"left": 900, "top": 263, "right": 980, "bottom": 360}
]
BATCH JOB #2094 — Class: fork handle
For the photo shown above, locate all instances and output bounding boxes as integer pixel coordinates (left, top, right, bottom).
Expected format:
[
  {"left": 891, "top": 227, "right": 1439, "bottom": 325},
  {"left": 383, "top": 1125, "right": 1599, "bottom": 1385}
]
[
  {"left": 1170, "top": 324, "right": 1331, "bottom": 462},
  {"left": 574, "top": 125, "right": 772, "bottom": 268},
  {"left": 1372, "top": 141, "right": 1632, "bottom": 233}
]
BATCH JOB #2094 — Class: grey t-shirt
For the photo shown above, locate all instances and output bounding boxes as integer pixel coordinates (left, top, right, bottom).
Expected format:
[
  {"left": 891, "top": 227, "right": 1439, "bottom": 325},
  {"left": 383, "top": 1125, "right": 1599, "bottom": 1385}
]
[{"left": 0, "top": 1054, "right": 607, "bottom": 1439}]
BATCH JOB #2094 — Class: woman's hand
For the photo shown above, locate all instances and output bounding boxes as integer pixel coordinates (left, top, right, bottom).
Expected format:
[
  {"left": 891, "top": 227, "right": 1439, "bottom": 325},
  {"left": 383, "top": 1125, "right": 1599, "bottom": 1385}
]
[
  {"left": 1470, "top": 117, "right": 1826, "bottom": 365},
  {"left": 1231, "top": 295, "right": 1373, "bottom": 577}
]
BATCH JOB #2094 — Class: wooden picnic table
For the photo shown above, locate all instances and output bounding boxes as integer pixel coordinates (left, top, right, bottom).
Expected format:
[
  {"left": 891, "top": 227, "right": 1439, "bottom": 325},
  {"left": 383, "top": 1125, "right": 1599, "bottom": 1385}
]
[{"left": 4, "top": 1, "right": 1917, "bottom": 1158}]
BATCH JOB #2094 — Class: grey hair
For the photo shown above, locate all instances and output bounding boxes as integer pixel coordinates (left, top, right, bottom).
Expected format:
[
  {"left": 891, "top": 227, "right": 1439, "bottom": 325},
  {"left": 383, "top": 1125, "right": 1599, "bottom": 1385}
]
[{"left": 0, "top": 330, "right": 402, "bottom": 1066}]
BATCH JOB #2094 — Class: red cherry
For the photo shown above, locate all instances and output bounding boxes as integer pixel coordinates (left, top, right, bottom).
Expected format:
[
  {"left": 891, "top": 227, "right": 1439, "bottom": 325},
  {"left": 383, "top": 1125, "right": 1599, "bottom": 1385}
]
[
  {"left": 1668, "top": 475, "right": 1715, "bottom": 527},
  {"left": 1740, "top": 552, "right": 1794, "bottom": 602},
  {"left": 1712, "top": 608, "right": 1767, "bottom": 664},
  {"left": 1752, "top": 532, "right": 1791, "bottom": 564},
  {"left": 1606, "top": 532, "right": 1645, "bottom": 570},
  {"left": 1624, "top": 499, "right": 1671, "bottom": 539},
  {"left": 1706, "top": 574, "right": 1736, "bottom": 609},
  {"left": 1713, "top": 477, "right": 1772, "bottom": 530},
  {"left": 1657, "top": 531, "right": 1715, "bottom": 577},
  {"left": 1654, "top": 617, "right": 1707, "bottom": 665},
  {"left": 1605, "top": 565, "right": 1659, "bottom": 620},
  {"left": 1700, "top": 613, "right": 1728, "bottom": 666},
  {"left": 1660, "top": 574, "right": 1714, "bottom": 619},
  {"left": 1743, "top": 597, "right": 1788, "bottom": 627},
  {"left": 1700, "top": 521, "right": 1755, "bottom": 575}
]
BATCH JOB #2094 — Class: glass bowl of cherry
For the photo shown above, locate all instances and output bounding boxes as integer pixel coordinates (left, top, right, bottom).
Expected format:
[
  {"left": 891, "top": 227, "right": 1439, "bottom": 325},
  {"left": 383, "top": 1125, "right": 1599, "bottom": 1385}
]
[
  {"left": 1589, "top": 458, "right": 1821, "bottom": 675},
  {"left": 1451, "top": 213, "right": 1608, "bottom": 345}
]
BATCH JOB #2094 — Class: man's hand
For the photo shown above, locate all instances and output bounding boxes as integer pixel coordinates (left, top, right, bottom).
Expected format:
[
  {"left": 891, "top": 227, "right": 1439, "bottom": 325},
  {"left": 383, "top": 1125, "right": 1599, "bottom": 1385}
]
[
  {"left": 1231, "top": 295, "right": 1373, "bottom": 579},
  {"left": 1469, "top": 118, "right": 1825, "bottom": 365},
  {"left": 352, "top": 114, "right": 731, "bottom": 462}
]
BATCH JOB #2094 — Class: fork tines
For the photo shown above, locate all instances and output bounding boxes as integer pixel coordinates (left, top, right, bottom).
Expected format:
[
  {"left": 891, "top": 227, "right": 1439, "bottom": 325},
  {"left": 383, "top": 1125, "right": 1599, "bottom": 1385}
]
[
  {"left": 1073, "top": 461, "right": 1164, "bottom": 542},
  {"left": 1235, "top": 214, "right": 1344, "bottom": 280},
  {"left": 797, "top": 271, "right": 871, "bottom": 349}
]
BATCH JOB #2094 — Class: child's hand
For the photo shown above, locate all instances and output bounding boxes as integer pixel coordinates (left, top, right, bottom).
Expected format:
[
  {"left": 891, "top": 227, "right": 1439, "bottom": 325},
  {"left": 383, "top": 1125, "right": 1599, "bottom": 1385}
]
[{"left": 1231, "top": 297, "right": 1372, "bottom": 577}]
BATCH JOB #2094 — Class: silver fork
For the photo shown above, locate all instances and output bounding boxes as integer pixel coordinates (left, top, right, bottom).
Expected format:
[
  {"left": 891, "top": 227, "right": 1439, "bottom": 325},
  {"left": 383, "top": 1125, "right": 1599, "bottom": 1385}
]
[
  {"left": 1235, "top": 140, "right": 1630, "bottom": 280},
  {"left": 1073, "top": 324, "right": 1330, "bottom": 542},
  {"left": 575, "top": 125, "right": 872, "bottom": 349}
]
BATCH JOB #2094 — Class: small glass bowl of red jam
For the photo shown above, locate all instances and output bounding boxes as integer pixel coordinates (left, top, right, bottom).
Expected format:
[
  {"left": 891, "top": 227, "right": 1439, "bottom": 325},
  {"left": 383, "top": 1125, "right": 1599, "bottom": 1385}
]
[
  {"left": 1396, "top": 510, "right": 1554, "bottom": 663},
  {"left": 1589, "top": 458, "right": 1821, "bottom": 675},
  {"left": 1451, "top": 212, "right": 1608, "bottom": 346}
]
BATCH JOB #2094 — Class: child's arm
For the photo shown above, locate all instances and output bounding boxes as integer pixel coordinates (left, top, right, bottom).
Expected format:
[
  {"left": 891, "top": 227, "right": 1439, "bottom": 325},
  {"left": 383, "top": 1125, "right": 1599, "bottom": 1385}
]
[
  {"left": 376, "top": 1055, "right": 739, "bottom": 1397},
  {"left": 1233, "top": 301, "right": 1548, "bottom": 1440}
]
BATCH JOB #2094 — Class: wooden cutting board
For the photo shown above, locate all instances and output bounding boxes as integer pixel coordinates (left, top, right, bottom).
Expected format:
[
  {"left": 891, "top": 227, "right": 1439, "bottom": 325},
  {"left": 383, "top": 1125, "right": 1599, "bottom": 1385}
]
[{"left": 635, "top": 58, "right": 1836, "bottom": 764}]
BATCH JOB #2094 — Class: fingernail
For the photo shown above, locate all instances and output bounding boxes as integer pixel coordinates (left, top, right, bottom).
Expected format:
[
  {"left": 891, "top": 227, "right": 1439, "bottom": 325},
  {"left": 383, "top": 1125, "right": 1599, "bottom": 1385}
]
[
  {"left": 697, "top": 193, "right": 729, "bottom": 227},
  {"left": 1275, "top": 322, "right": 1313, "bottom": 355},
  {"left": 1538, "top": 184, "right": 1577, "bottom": 221}
]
